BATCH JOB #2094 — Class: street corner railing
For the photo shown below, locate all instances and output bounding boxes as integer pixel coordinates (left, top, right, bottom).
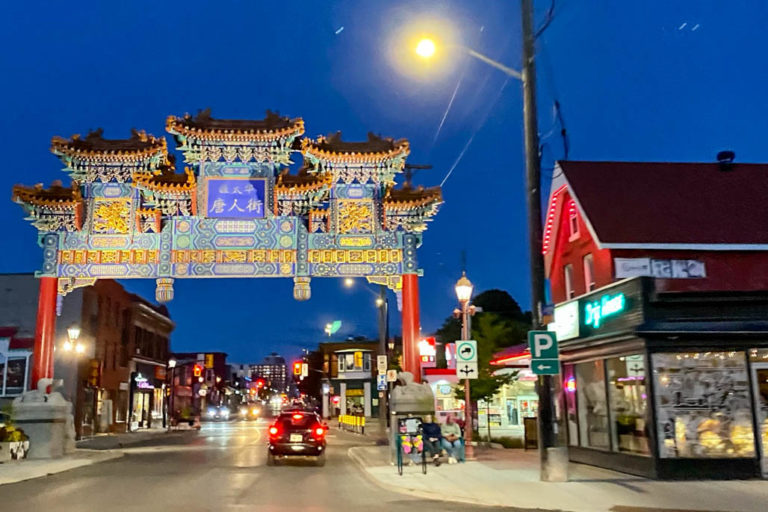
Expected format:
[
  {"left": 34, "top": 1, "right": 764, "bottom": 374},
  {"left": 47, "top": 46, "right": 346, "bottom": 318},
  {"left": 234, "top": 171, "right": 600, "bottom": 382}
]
[{"left": 338, "top": 414, "right": 365, "bottom": 434}]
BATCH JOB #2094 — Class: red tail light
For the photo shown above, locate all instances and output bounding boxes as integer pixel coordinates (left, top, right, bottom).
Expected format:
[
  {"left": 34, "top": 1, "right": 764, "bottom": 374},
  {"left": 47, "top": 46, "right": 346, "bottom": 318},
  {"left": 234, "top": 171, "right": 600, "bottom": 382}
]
[
  {"left": 314, "top": 427, "right": 325, "bottom": 437},
  {"left": 292, "top": 413, "right": 303, "bottom": 420},
  {"left": 268, "top": 425, "right": 279, "bottom": 436}
]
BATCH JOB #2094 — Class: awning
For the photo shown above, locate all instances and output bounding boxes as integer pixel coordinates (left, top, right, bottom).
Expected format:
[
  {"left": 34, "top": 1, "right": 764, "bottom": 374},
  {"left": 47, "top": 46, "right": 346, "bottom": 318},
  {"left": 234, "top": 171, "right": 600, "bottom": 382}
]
[
  {"left": 636, "top": 320, "right": 768, "bottom": 335},
  {"left": 491, "top": 343, "right": 530, "bottom": 366}
]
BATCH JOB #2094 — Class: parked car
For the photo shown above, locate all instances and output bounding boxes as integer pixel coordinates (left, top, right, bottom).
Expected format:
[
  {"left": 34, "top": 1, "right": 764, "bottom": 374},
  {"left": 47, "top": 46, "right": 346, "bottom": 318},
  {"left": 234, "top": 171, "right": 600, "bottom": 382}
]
[{"left": 267, "top": 411, "right": 327, "bottom": 466}]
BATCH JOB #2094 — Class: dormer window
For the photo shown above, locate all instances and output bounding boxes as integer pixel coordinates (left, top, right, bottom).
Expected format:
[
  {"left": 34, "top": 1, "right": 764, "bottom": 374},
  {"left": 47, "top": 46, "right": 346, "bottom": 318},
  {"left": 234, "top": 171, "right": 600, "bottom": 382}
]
[
  {"left": 568, "top": 201, "right": 580, "bottom": 240},
  {"left": 564, "top": 264, "right": 575, "bottom": 299}
]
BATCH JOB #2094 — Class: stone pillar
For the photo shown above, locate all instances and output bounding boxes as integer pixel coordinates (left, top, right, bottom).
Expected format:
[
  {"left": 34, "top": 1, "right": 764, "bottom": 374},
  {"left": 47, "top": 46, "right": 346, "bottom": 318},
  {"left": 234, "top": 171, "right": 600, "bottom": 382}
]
[
  {"left": 363, "top": 381, "right": 371, "bottom": 417},
  {"left": 401, "top": 274, "right": 421, "bottom": 382},
  {"left": 340, "top": 382, "right": 347, "bottom": 416},
  {"left": 32, "top": 277, "right": 58, "bottom": 387}
]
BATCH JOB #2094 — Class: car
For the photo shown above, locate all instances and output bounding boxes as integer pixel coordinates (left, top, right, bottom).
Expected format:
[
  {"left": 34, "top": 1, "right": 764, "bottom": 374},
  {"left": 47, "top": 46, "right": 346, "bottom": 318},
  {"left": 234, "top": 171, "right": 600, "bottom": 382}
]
[
  {"left": 267, "top": 411, "right": 327, "bottom": 466},
  {"left": 239, "top": 403, "right": 262, "bottom": 420},
  {"left": 205, "top": 405, "right": 231, "bottom": 421}
]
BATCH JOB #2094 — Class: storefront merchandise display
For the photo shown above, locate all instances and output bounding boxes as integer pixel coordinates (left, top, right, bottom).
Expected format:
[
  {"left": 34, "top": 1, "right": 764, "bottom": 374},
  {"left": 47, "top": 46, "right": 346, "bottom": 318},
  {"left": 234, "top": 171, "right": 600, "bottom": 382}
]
[{"left": 653, "top": 351, "right": 755, "bottom": 458}]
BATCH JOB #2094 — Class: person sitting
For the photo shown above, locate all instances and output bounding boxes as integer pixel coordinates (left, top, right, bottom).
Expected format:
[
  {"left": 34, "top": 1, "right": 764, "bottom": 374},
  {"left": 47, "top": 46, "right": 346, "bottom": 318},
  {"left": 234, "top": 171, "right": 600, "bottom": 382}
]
[
  {"left": 421, "top": 415, "right": 443, "bottom": 466},
  {"left": 440, "top": 414, "right": 465, "bottom": 463}
]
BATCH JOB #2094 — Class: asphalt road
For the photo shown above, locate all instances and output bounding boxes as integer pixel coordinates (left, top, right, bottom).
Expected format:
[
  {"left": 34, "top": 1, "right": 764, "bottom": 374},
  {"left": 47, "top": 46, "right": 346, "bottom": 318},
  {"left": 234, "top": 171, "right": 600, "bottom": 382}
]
[{"left": 0, "top": 420, "right": 540, "bottom": 512}]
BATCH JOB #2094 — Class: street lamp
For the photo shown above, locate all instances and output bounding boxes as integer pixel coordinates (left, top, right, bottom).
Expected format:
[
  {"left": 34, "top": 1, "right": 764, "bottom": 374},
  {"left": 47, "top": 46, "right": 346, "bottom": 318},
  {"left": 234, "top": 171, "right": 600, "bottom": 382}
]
[
  {"left": 455, "top": 271, "right": 475, "bottom": 460},
  {"left": 64, "top": 324, "right": 84, "bottom": 353},
  {"left": 409, "top": 2, "right": 562, "bottom": 481},
  {"left": 167, "top": 358, "right": 177, "bottom": 430}
]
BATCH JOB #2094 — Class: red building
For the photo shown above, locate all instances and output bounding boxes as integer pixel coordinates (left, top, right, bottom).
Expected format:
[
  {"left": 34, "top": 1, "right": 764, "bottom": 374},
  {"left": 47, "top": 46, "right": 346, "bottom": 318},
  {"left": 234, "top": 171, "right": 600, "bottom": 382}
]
[
  {"left": 544, "top": 160, "right": 768, "bottom": 303},
  {"left": 542, "top": 159, "right": 768, "bottom": 479}
]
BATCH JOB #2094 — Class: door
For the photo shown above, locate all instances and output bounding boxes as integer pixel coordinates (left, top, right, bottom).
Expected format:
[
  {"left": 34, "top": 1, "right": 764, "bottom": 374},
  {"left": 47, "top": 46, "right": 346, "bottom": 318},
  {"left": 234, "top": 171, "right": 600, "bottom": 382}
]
[{"left": 752, "top": 364, "right": 768, "bottom": 477}]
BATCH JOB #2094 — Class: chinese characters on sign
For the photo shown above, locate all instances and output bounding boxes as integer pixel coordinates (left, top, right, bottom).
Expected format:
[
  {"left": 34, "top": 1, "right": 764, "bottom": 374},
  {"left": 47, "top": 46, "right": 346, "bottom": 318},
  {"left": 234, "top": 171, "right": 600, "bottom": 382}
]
[{"left": 207, "top": 179, "right": 266, "bottom": 219}]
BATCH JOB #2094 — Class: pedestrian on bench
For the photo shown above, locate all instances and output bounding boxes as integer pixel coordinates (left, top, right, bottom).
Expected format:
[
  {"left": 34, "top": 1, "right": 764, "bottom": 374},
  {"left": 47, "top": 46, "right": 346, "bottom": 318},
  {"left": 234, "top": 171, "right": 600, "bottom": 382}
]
[
  {"left": 421, "top": 415, "right": 443, "bottom": 466},
  {"left": 441, "top": 414, "right": 465, "bottom": 463}
]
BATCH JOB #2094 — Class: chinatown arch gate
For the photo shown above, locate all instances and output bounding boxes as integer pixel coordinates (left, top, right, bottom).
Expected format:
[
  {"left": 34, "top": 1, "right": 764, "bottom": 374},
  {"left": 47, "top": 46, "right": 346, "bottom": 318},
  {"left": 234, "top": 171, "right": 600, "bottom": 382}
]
[{"left": 12, "top": 110, "right": 442, "bottom": 388}]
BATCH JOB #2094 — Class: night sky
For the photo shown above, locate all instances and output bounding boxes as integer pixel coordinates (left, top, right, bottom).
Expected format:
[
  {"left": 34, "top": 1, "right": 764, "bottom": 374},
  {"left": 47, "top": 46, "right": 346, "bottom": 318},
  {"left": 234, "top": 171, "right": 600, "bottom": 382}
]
[{"left": 2, "top": 1, "right": 766, "bottom": 363}]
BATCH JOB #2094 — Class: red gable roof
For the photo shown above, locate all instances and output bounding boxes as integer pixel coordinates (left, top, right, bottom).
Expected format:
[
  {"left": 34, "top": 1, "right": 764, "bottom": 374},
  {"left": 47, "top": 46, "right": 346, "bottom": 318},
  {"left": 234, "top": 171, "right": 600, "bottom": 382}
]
[{"left": 559, "top": 161, "right": 768, "bottom": 247}]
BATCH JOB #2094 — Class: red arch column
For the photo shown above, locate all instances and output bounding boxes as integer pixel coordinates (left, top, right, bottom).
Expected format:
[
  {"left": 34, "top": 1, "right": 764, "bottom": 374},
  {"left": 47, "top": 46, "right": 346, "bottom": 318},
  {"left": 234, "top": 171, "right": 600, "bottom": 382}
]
[
  {"left": 32, "top": 277, "right": 58, "bottom": 389},
  {"left": 401, "top": 273, "right": 421, "bottom": 383}
]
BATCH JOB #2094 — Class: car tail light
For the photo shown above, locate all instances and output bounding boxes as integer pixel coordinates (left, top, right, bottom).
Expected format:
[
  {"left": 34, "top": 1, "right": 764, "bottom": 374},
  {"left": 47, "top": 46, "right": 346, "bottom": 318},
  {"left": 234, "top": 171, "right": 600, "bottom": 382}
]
[
  {"left": 292, "top": 413, "right": 303, "bottom": 420},
  {"left": 268, "top": 426, "right": 279, "bottom": 436},
  {"left": 314, "top": 427, "right": 325, "bottom": 437}
]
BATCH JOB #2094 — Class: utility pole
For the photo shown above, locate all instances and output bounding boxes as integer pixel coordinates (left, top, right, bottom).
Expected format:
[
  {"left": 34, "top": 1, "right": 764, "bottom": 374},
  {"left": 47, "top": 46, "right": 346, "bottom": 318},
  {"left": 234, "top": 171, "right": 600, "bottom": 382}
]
[
  {"left": 377, "top": 285, "right": 388, "bottom": 437},
  {"left": 521, "top": 0, "right": 564, "bottom": 481}
]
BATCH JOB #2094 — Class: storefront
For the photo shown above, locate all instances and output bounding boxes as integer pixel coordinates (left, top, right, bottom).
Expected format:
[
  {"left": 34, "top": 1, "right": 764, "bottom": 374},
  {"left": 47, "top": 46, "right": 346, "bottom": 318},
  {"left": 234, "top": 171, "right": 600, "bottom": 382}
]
[
  {"left": 554, "top": 277, "right": 768, "bottom": 479},
  {"left": 129, "top": 363, "right": 166, "bottom": 430}
]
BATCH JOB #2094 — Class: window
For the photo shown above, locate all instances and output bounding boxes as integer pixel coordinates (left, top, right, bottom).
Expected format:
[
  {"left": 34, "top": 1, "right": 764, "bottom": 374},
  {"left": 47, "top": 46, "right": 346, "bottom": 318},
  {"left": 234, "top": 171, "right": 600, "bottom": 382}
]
[
  {"left": 576, "top": 360, "right": 609, "bottom": 450},
  {"left": 653, "top": 351, "right": 754, "bottom": 458},
  {"left": 568, "top": 201, "right": 580, "bottom": 240},
  {"left": 564, "top": 264, "right": 575, "bottom": 299},
  {"left": 606, "top": 355, "right": 650, "bottom": 455},
  {"left": 583, "top": 254, "right": 596, "bottom": 292}
]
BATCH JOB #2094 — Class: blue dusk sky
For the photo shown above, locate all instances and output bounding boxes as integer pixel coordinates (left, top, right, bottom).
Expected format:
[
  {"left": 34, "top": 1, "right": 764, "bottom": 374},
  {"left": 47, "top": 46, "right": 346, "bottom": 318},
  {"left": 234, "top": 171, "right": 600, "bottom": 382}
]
[{"left": 1, "top": 1, "right": 766, "bottom": 363}]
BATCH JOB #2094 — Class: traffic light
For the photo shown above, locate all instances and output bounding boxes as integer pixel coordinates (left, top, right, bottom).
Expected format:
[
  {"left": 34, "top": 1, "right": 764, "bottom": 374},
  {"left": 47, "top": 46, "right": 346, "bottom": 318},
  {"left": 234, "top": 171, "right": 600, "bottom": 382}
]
[
  {"left": 193, "top": 364, "right": 203, "bottom": 377},
  {"left": 256, "top": 378, "right": 265, "bottom": 388},
  {"left": 293, "top": 361, "right": 302, "bottom": 376}
]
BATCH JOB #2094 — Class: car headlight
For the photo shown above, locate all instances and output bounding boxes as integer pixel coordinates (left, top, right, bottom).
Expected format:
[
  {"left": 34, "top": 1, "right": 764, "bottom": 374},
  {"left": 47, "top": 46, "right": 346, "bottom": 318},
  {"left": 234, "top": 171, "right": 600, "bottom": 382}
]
[
  {"left": 221, "top": 409, "right": 229, "bottom": 416},
  {"left": 240, "top": 408, "right": 247, "bottom": 416},
  {"left": 208, "top": 409, "right": 216, "bottom": 416}
]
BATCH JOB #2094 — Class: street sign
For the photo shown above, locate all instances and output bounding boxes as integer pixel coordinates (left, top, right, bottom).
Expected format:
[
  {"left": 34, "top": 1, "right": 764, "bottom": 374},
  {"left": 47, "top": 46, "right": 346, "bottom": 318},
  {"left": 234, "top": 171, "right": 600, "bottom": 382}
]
[
  {"left": 377, "top": 355, "right": 387, "bottom": 374},
  {"left": 386, "top": 369, "right": 398, "bottom": 382},
  {"left": 457, "top": 362, "right": 478, "bottom": 379},
  {"left": 528, "top": 330, "right": 560, "bottom": 375},
  {"left": 456, "top": 340, "right": 477, "bottom": 363},
  {"left": 531, "top": 360, "right": 559, "bottom": 374},
  {"left": 377, "top": 374, "right": 387, "bottom": 391}
]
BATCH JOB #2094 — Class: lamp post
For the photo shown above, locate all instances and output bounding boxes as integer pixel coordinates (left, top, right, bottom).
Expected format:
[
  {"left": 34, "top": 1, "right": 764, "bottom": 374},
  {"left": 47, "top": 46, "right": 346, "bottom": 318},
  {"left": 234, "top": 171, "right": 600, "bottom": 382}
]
[
  {"left": 454, "top": 271, "right": 475, "bottom": 460},
  {"left": 167, "top": 358, "right": 177, "bottom": 430},
  {"left": 411, "top": 1, "right": 562, "bottom": 480}
]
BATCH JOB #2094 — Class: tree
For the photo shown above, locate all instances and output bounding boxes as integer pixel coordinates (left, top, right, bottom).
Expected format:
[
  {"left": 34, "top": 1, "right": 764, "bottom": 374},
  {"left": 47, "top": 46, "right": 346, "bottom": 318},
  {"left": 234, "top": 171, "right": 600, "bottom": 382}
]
[{"left": 454, "top": 313, "right": 518, "bottom": 403}]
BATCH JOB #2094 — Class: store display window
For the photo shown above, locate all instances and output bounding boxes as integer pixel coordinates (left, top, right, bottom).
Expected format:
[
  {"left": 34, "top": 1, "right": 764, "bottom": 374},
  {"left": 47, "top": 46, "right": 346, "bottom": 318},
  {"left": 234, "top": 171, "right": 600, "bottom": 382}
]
[
  {"left": 653, "top": 351, "right": 755, "bottom": 458},
  {"left": 607, "top": 355, "right": 650, "bottom": 455},
  {"left": 576, "top": 360, "right": 610, "bottom": 449}
]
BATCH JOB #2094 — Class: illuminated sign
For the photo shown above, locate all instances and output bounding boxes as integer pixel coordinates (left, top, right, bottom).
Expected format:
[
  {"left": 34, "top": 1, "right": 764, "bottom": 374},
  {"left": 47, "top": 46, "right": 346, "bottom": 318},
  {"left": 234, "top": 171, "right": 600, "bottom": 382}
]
[
  {"left": 206, "top": 178, "right": 265, "bottom": 219},
  {"left": 549, "top": 301, "right": 579, "bottom": 341},
  {"left": 584, "top": 292, "right": 626, "bottom": 329},
  {"left": 418, "top": 337, "right": 436, "bottom": 368}
]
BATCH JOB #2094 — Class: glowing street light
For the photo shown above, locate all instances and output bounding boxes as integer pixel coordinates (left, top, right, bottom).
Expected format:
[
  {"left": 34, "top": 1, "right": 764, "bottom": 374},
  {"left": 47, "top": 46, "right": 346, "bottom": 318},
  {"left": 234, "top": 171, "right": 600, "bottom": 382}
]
[
  {"left": 343, "top": 277, "right": 355, "bottom": 288},
  {"left": 415, "top": 37, "right": 436, "bottom": 58},
  {"left": 64, "top": 324, "right": 84, "bottom": 353}
]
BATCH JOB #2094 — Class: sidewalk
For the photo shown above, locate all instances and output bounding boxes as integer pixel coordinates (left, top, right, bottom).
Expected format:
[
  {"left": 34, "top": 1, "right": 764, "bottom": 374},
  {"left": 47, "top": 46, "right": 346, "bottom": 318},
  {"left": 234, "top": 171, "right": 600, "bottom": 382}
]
[
  {"left": 0, "top": 450, "right": 123, "bottom": 486},
  {"left": 348, "top": 445, "right": 768, "bottom": 512},
  {"left": 76, "top": 426, "right": 194, "bottom": 450}
]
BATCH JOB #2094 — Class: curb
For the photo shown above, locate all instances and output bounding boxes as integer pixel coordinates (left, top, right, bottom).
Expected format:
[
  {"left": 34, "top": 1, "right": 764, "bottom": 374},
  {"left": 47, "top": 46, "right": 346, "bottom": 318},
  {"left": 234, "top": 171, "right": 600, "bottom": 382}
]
[
  {"left": 347, "top": 447, "right": 560, "bottom": 511},
  {"left": 0, "top": 450, "right": 124, "bottom": 486}
]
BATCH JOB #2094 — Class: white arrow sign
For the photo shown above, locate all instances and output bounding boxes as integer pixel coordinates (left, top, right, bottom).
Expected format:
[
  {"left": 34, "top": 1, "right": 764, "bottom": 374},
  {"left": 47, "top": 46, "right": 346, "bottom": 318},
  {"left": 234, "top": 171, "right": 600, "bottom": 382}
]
[{"left": 457, "top": 362, "right": 478, "bottom": 379}]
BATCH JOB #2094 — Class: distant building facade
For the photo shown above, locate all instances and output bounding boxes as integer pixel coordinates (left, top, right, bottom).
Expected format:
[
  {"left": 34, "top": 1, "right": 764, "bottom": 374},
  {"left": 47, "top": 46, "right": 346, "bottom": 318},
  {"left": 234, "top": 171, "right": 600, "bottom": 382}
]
[
  {"left": 250, "top": 353, "right": 289, "bottom": 393},
  {"left": 0, "top": 274, "right": 173, "bottom": 436}
]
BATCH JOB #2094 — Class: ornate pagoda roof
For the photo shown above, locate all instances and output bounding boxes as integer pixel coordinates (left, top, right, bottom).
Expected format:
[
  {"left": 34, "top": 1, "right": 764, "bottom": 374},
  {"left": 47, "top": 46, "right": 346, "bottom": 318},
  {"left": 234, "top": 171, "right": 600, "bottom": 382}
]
[
  {"left": 132, "top": 156, "right": 196, "bottom": 193},
  {"left": 383, "top": 183, "right": 442, "bottom": 211},
  {"left": 51, "top": 128, "right": 167, "bottom": 163},
  {"left": 274, "top": 164, "right": 330, "bottom": 195},
  {"left": 166, "top": 109, "right": 305, "bottom": 143},
  {"left": 301, "top": 132, "right": 410, "bottom": 163},
  {"left": 12, "top": 180, "right": 83, "bottom": 210}
]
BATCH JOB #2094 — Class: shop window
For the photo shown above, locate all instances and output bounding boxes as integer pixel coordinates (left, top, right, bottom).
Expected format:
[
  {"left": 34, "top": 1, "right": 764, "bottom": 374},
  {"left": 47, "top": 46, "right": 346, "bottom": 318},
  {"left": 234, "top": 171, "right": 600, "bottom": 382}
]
[
  {"left": 563, "top": 364, "right": 579, "bottom": 446},
  {"left": 607, "top": 355, "right": 650, "bottom": 455},
  {"left": 4, "top": 357, "right": 27, "bottom": 395},
  {"left": 568, "top": 201, "right": 580, "bottom": 240},
  {"left": 576, "top": 360, "right": 610, "bottom": 450},
  {"left": 653, "top": 351, "right": 755, "bottom": 458},
  {"left": 583, "top": 254, "right": 596, "bottom": 292},
  {"left": 506, "top": 399, "right": 519, "bottom": 425},
  {"left": 564, "top": 264, "right": 575, "bottom": 299}
]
